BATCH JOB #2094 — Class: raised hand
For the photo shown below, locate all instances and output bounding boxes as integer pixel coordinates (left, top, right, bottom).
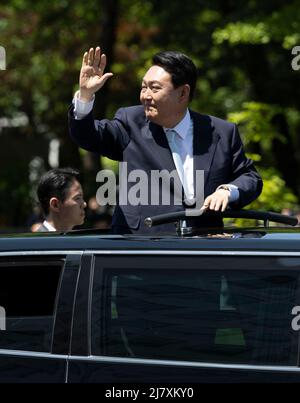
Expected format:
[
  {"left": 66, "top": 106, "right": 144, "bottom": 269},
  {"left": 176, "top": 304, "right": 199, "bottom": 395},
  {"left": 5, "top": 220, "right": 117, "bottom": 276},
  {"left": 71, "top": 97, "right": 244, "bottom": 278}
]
[{"left": 79, "top": 46, "right": 113, "bottom": 102}]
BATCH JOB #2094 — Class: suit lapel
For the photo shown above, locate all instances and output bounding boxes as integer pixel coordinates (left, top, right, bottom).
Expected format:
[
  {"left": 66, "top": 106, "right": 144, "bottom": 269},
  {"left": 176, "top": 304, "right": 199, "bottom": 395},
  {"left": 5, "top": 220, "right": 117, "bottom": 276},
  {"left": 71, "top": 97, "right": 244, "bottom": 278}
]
[{"left": 191, "top": 111, "right": 220, "bottom": 188}]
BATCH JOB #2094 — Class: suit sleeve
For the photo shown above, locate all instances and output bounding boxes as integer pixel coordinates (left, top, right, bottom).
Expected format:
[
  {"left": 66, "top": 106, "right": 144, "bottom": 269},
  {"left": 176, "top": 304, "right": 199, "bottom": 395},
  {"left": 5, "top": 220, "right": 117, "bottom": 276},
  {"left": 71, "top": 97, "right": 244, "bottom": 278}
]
[
  {"left": 68, "top": 105, "right": 130, "bottom": 161},
  {"left": 229, "top": 124, "right": 263, "bottom": 208}
]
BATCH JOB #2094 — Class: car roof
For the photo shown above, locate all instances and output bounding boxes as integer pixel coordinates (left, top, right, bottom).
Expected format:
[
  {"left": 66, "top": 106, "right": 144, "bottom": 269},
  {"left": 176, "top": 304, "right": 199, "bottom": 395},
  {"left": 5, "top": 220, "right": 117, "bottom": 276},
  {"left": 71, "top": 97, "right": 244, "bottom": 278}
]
[{"left": 0, "top": 226, "right": 300, "bottom": 253}]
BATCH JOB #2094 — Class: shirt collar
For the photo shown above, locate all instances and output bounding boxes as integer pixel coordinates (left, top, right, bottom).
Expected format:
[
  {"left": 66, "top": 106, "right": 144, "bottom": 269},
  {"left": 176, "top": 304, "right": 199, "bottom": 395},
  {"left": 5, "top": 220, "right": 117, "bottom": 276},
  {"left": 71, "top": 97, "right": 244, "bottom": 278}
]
[
  {"left": 164, "top": 109, "right": 191, "bottom": 140},
  {"left": 43, "top": 220, "right": 56, "bottom": 232}
]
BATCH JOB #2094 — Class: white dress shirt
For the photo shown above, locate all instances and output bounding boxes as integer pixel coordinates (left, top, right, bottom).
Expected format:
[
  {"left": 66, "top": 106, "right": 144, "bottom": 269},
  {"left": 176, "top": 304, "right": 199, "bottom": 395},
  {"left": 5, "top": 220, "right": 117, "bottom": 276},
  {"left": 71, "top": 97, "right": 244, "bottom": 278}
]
[
  {"left": 74, "top": 91, "right": 94, "bottom": 119},
  {"left": 42, "top": 220, "right": 56, "bottom": 232},
  {"left": 72, "top": 94, "right": 239, "bottom": 203}
]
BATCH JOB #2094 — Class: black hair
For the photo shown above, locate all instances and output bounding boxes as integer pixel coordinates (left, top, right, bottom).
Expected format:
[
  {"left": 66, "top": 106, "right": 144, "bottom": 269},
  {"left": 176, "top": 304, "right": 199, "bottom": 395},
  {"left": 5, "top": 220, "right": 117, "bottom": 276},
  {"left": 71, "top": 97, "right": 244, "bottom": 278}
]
[
  {"left": 37, "top": 167, "right": 80, "bottom": 216},
  {"left": 152, "top": 51, "right": 198, "bottom": 100}
]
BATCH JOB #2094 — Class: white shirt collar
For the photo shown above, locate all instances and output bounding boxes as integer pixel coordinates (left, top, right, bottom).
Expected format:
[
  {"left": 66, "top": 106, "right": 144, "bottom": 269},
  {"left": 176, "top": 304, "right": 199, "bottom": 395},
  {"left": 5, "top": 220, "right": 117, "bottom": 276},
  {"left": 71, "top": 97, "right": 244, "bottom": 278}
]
[
  {"left": 164, "top": 109, "right": 191, "bottom": 140},
  {"left": 43, "top": 220, "right": 56, "bottom": 232}
]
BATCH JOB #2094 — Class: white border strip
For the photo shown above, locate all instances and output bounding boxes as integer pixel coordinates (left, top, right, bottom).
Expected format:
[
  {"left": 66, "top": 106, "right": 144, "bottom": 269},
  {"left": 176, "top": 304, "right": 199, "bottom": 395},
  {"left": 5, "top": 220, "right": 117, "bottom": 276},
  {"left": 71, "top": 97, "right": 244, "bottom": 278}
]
[
  {"left": 67, "top": 354, "right": 300, "bottom": 373},
  {"left": 0, "top": 251, "right": 82, "bottom": 257},
  {"left": 0, "top": 349, "right": 298, "bottom": 373},
  {"left": 0, "top": 250, "right": 300, "bottom": 257},
  {"left": 87, "top": 250, "right": 300, "bottom": 256},
  {"left": 0, "top": 349, "right": 67, "bottom": 360}
]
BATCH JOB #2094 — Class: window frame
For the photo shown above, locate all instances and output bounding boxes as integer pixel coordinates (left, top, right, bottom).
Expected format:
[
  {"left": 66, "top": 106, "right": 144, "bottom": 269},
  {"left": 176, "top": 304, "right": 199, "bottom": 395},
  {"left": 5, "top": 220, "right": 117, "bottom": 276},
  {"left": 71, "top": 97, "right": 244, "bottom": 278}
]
[
  {"left": 90, "top": 252, "right": 300, "bottom": 369},
  {"left": 0, "top": 255, "right": 65, "bottom": 353},
  {"left": 0, "top": 252, "right": 81, "bottom": 356}
]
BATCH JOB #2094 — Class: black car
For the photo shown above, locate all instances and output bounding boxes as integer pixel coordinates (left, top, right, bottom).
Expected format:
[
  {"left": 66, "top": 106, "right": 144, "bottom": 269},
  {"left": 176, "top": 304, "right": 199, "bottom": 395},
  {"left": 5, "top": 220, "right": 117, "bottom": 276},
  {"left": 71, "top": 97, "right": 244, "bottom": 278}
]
[{"left": 0, "top": 210, "right": 300, "bottom": 383}]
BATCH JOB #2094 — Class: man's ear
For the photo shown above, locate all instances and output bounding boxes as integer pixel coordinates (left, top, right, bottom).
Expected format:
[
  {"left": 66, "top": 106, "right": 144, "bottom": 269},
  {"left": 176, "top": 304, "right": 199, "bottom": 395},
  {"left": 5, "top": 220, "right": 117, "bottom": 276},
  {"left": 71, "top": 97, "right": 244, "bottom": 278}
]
[
  {"left": 179, "top": 84, "right": 190, "bottom": 102},
  {"left": 49, "top": 197, "right": 60, "bottom": 212}
]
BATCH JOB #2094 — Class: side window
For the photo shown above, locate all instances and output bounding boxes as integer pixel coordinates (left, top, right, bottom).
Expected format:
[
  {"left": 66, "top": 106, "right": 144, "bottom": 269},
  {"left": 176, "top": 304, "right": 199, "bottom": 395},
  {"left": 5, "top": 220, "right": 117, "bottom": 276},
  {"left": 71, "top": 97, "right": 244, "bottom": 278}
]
[
  {"left": 0, "top": 259, "right": 63, "bottom": 352},
  {"left": 92, "top": 257, "right": 300, "bottom": 366}
]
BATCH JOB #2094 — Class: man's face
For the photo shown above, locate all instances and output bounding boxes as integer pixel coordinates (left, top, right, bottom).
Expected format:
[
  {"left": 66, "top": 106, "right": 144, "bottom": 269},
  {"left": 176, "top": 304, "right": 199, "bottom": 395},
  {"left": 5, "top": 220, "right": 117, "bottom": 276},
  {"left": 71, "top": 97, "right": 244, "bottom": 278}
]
[
  {"left": 59, "top": 180, "right": 86, "bottom": 228},
  {"left": 140, "top": 65, "right": 187, "bottom": 127}
]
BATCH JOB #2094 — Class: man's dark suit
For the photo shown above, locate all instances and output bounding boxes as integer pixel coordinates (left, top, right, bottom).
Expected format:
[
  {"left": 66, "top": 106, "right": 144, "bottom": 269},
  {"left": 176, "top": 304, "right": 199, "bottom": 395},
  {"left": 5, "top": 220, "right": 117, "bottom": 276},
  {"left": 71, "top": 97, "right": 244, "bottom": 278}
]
[{"left": 69, "top": 105, "right": 262, "bottom": 234}]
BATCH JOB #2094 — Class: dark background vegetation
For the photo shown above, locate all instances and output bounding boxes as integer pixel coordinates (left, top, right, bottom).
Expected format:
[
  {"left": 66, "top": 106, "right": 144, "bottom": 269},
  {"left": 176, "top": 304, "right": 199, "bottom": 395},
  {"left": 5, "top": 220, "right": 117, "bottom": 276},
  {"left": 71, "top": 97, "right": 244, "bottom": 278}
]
[{"left": 1, "top": 0, "right": 300, "bottom": 230}]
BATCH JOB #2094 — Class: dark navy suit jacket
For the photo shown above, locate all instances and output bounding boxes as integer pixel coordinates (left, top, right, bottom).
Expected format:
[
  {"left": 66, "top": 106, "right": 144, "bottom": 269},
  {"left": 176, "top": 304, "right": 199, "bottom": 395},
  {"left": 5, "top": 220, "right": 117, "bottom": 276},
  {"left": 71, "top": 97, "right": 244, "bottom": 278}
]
[{"left": 68, "top": 105, "right": 262, "bottom": 234}]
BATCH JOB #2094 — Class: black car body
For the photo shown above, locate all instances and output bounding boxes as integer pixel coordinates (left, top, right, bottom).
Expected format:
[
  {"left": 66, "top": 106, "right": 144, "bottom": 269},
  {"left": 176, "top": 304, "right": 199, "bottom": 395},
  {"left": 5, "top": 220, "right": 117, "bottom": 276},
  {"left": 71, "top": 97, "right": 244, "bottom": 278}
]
[{"left": 1, "top": 214, "right": 300, "bottom": 383}]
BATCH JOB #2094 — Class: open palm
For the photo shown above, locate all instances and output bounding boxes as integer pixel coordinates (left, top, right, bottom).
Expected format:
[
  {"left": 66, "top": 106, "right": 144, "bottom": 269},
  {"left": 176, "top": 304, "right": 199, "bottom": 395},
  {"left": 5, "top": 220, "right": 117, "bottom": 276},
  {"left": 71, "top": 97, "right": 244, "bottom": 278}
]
[{"left": 79, "top": 47, "right": 113, "bottom": 100}]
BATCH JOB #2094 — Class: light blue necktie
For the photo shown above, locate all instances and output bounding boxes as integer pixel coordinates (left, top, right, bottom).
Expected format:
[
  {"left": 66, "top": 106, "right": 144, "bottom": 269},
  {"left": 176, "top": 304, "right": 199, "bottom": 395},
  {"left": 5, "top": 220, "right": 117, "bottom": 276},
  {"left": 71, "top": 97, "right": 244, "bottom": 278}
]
[{"left": 166, "top": 129, "right": 187, "bottom": 194}]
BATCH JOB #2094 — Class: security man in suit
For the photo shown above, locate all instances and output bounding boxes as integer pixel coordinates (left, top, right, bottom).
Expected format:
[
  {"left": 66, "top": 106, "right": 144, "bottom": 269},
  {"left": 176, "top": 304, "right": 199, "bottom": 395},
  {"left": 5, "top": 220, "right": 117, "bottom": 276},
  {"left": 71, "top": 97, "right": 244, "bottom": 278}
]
[
  {"left": 37, "top": 168, "right": 87, "bottom": 232},
  {"left": 68, "top": 47, "right": 262, "bottom": 234}
]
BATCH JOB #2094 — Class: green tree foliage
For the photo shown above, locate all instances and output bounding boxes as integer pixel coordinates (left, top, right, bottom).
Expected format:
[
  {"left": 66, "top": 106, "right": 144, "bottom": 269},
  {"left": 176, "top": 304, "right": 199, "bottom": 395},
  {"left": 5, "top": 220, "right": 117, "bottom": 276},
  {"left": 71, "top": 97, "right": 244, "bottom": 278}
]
[
  {"left": 210, "top": 0, "right": 300, "bottom": 202},
  {"left": 0, "top": 0, "right": 115, "bottom": 228},
  {"left": 0, "top": 0, "right": 299, "bottom": 228}
]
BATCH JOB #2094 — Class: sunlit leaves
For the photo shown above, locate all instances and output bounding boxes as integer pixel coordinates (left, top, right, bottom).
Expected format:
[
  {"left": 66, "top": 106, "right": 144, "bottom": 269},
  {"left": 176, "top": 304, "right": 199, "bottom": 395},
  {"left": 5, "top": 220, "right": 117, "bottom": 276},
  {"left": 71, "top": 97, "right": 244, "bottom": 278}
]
[
  {"left": 214, "top": 22, "right": 270, "bottom": 46},
  {"left": 228, "top": 102, "right": 284, "bottom": 149}
]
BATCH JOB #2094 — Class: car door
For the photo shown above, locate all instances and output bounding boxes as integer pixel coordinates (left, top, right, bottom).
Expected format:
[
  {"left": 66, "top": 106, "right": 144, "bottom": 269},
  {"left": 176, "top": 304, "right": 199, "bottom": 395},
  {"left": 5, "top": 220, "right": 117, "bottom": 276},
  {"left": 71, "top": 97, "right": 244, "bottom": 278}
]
[
  {"left": 0, "top": 253, "right": 80, "bottom": 382},
  {"left": 68, "top": 252, "right": 300, "bottom": 383}
]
